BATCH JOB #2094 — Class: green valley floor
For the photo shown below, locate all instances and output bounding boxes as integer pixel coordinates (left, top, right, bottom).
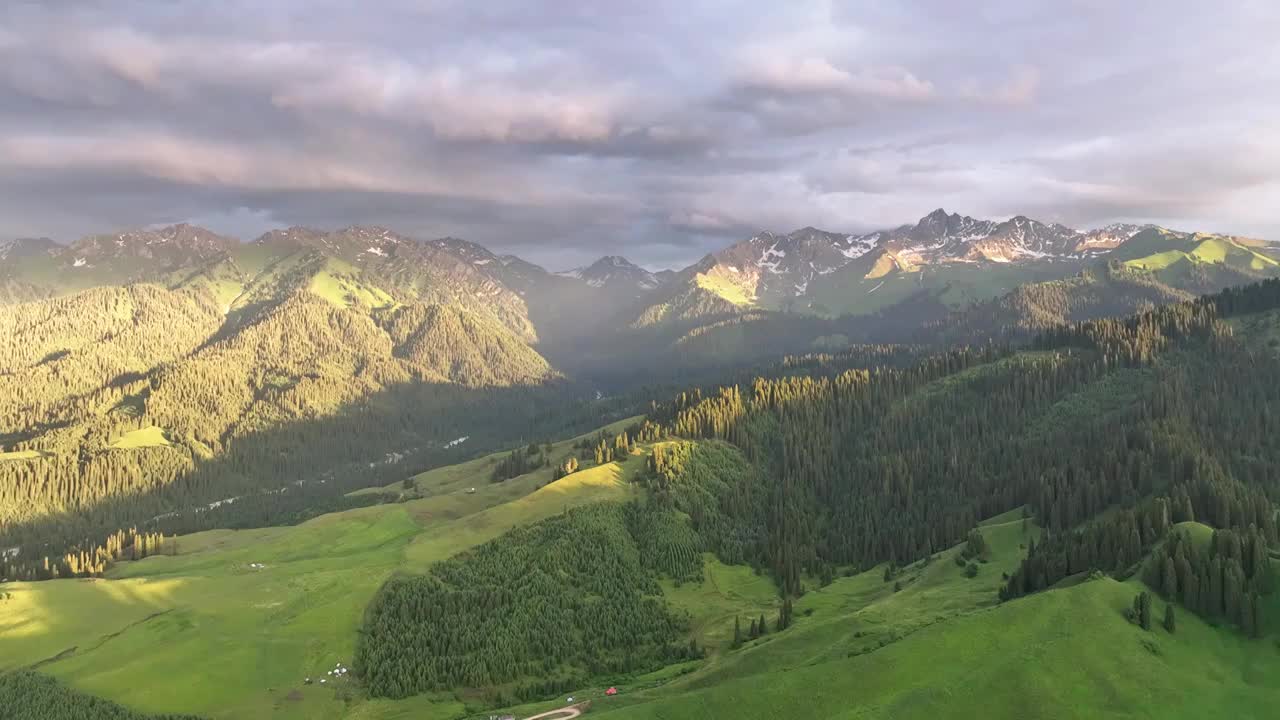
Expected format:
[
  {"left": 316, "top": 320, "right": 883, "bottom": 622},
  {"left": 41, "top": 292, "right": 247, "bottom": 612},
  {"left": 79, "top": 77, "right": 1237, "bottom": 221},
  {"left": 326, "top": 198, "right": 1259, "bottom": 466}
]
[{"left": 2, "top": 420, "right": 1278, "bottom": 720}]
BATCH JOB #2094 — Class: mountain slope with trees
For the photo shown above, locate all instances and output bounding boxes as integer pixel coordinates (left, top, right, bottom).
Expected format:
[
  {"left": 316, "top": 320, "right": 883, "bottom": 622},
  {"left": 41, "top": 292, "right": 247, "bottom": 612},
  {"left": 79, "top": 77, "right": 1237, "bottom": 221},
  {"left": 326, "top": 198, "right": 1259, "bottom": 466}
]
[{"left": 5, "top": 275, "right": 1280, "bottom": 718}]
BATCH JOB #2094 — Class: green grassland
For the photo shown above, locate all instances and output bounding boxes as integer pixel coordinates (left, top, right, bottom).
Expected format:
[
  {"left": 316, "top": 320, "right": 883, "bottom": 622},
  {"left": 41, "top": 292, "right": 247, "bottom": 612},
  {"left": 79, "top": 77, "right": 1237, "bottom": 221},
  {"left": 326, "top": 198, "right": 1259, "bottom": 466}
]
[
  {"left": 590, "top": 518, "right": 1280, "bottom": 720},
  {"left": 660, "top": 555, "right": 781, "bottom": 652},
  {"left": 350, "top": 415, "right": 643, "bottom": 499},
  {"left": 307, "top": 260, "right": 397, "bottom": 311},
  {"left": 1119, "top": 232, "right": 1279, "bottom": 278},
  {"left": 595, "top": 573, "right": 1280, "bottom": 720},
  {"left": 0, "top": 420, "right": 647, "bottom": 720},
  {"left": 4, "top": 410, "right": 1278, "bottom": 720},
  {"left": 169, "top": 245, "right": 397, "bottom": 316},
  {"left": 807, "top": 261, "right": 1077, "bottom": 317}
]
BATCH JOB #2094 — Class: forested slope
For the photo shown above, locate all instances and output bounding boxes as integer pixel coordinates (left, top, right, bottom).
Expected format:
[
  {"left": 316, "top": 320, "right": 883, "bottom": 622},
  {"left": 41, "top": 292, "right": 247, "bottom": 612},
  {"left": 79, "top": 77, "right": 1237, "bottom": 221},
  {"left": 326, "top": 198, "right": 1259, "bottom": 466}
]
[
  {"left": 0, "top": 277, "right": 577, "bottom": 577},
  {"left": 636, "top": 280, "right": 1280, "bottom": 627}
]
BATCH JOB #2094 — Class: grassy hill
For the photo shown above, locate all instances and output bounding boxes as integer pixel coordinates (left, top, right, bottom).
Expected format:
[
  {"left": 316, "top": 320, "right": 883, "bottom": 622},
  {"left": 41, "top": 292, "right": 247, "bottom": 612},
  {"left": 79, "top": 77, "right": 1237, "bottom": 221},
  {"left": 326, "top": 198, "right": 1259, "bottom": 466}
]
[
  {"left": 0, "top": 276, "right": 567, "bottom": 555},
  {"left": 0, "top": 419, "right": 649, "bottom": 720},
  {"left": 594, "top": 572, "right": 1279, "bottom": 720},
  {"left": 5, "top": 369, "right": 1280, "bottom": 720},
  {"left": 1110, "top": 229, "right": 1278, "bottom": 288},
  {"left": 807, "top": 258, "right": 1080, "bottom": 318},
  {"left": 6, "top": 275, "right": 1280, "bottom": 720},
  {"left": 6, "top": 475, "right": 1276, "bottom": 720}
]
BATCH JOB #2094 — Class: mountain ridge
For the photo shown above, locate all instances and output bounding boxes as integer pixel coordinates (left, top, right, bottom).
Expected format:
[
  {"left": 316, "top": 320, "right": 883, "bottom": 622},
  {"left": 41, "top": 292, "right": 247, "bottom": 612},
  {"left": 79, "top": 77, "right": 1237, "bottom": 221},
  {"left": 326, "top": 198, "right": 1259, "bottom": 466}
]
[{"left": 4, "top": 213, "right": 1275, "bottom": 369}]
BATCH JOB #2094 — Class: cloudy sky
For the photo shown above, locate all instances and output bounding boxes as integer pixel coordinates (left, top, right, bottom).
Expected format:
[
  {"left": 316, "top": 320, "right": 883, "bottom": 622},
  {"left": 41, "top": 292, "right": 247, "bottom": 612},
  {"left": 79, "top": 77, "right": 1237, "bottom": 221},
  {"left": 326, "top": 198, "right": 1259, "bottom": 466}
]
[{"left": 1, "top": 0, "right": 1277, "bottom": 269}]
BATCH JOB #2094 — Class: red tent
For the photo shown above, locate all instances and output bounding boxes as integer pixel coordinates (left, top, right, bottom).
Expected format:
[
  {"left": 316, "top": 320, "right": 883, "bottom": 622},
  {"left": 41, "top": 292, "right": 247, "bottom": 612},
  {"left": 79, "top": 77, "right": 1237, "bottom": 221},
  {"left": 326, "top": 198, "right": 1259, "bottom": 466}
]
[{"left": 606, "top": 687, "right": 618, "bottom": 696}]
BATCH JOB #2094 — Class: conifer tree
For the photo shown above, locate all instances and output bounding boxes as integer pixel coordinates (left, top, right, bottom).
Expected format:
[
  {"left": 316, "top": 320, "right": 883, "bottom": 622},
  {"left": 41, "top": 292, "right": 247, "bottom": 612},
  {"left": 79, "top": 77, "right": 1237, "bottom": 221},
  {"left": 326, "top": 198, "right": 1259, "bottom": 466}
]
[{"left": 1162, "top": 557, "right": 1178, "bottom": 599}]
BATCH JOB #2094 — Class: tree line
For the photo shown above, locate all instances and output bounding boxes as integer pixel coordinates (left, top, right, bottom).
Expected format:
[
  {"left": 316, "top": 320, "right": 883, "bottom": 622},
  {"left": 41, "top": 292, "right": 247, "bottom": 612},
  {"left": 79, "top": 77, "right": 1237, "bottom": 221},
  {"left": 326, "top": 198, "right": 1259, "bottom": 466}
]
[
  {"left": 645, "top": 278, "right": 1280, "bottom": 609},
  {"left": 0, "top": 670, "right": 203, "bottom": 720},
  {"left": 354, "top": 502, "right": 702, "bottom": 700}
]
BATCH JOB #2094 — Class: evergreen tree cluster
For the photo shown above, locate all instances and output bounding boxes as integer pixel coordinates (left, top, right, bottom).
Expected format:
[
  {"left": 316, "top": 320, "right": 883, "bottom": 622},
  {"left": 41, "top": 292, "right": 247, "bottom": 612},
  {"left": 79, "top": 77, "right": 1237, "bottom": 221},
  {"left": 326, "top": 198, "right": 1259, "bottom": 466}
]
[
  {"left": 491, "top": 443, "right": 549, "bottom": 482},
  {"left": 0, "top": 670, "right": 203, "bottom": 720},
  {"left": 354, "top": 502, "right": 700, "bottom": 700},
  {"left": 1, "top": 527, "right": 170, "bottom": 581},
  {"left": 649, "top": 278, "right": 1280, "bottom": 605},
  {"left": 1144, "top": 526, "right": 1270, "bottom": 637},
  {"left": 1127, "top": 590, "right": 1154, "bottom": 630},
  {"left": 643, "top": 441, "right": 770, "bottom": 567},
  {"left": 1002, "top": 493, "right": 1178, "bottom": 600}
]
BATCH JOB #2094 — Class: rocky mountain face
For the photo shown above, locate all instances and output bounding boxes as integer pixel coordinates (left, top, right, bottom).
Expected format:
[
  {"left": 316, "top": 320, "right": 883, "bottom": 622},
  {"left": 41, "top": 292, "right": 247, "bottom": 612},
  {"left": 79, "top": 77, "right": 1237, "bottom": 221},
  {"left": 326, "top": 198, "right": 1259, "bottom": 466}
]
[
  {"left": 1076, "top": 223, "right": 1151, "bottom": 253},
  {"left": 661, "top": 210, "right": 1161, "bottom": 312},
  {"left": 866, "top": 210, "right": 1152, "bottom": 264},
  {"left": 62, "top": 224, "right": 240, "bottom": 273},
  {"left": 0, "top": 237, "right": 59, "bottom": 264},
  {"left": 556, "top": 256, "right": 666, "bottom": 296},
  {"left": 2, "top": 212, "right": 1269, "bottom": 360}
]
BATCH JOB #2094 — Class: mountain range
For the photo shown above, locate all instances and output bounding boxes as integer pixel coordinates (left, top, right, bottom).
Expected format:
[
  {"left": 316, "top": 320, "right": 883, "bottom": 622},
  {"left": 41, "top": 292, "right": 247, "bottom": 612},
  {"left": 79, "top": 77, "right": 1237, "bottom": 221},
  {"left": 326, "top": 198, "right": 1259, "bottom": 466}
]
[
  {"left": 3, "top": 210, "right": 1278, "bottom": 373},
  {"left": 3, "top": 208, "right": 1261, "bottom": 385},
  {"left": 4, "top": 208, "right": 1280, "bottom": 720}
]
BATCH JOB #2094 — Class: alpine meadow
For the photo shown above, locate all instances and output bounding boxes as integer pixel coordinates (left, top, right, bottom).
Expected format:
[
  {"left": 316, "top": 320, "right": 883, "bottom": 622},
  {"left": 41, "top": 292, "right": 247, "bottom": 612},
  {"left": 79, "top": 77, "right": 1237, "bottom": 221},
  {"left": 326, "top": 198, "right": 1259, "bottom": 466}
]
[{"left": 3, "top": 3, "right": 1280, "bottom": 720}]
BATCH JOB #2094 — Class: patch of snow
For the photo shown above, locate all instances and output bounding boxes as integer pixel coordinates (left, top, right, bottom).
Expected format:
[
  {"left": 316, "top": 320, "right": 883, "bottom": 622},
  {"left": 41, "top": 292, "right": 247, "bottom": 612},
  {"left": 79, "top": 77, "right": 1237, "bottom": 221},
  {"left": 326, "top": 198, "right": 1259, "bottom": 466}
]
[
  {"left": 444, "top": 436, "right": 469, "bottom": 449},
  {"left": 364, "top": 246, "right": 387, "bottom": 257},
  {"left": 794, "top": 280, "right": 808, "bottom": 295},
  {"left": 73, "top": 257, "right": 87, "bottom": 268},
  {"left": 758, "top": 242, "right": 788, "bottom": 274},
  {"left": 839, "top": 233, "right": 881, "bottom": 260},
  {"left": 472, "top": 258, "right": 492, "bottom": 265}
]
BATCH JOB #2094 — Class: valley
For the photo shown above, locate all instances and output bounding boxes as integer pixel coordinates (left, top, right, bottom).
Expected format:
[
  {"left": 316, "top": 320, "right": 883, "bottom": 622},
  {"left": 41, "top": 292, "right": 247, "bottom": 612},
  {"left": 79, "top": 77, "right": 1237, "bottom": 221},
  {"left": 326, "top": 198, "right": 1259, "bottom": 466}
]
[
  {"left": 4, "top": 5, "right": 1278, "bottom": 718},
  {"left": 3, "top": 215, "right": 1280, "bottom": 720},
  {"left": 4, "top": 279, "right": 1280, "bottom": 719}
]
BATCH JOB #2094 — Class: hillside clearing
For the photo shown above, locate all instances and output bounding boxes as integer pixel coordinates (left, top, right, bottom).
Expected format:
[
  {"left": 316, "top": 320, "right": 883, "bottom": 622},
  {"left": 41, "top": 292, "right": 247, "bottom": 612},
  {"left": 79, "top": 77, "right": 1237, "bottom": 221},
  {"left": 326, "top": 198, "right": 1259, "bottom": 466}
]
[{"left": 109, "top": 426, "right": 174, "bottom": 449}]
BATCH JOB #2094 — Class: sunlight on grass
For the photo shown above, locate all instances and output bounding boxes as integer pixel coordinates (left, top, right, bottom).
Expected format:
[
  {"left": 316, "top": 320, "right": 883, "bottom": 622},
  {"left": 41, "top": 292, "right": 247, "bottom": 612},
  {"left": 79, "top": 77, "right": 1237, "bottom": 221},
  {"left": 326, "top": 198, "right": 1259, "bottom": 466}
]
[{"left": 108, "top": 426, "right": 173, "bottom": 449}]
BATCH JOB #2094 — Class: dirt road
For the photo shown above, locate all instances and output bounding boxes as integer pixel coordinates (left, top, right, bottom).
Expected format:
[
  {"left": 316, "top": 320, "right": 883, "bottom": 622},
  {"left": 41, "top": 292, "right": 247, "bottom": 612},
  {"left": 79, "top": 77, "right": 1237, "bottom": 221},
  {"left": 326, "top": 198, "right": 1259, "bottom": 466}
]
[{"left": 522, "top": 705, "right": 583, "bottom": 720}]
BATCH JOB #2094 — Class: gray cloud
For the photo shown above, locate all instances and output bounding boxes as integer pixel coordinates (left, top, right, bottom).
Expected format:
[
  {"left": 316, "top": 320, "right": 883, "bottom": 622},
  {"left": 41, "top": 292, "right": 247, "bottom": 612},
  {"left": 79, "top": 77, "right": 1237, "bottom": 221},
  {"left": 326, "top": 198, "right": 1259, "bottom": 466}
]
[{"left": 0, "top": 0, "right": 1278, "bottom": 270}]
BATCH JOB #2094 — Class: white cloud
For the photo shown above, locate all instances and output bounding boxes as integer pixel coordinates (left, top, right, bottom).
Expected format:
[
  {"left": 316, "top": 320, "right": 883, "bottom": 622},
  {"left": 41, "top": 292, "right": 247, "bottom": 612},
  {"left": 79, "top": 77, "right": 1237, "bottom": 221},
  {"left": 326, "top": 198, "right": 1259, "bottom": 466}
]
[
  {"left": 736, "top": 51, "right": 935, "bottom": 101},
  {"left": 1, "top": 0, "right": 1279, "bottom": 262}
]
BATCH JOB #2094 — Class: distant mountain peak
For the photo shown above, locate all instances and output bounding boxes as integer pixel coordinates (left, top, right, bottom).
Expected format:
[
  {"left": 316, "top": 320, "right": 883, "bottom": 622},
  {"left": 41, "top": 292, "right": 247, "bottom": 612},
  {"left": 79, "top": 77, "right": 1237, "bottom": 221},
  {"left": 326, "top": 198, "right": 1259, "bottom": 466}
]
[
  {"left": 0, "top": 237, "right": 59, "bottom": 263},
  {"left": 65, "top": 224, "right": 237, "bottom": 268},
  {"left": 597, "top": 255, "right": 636, "bottom": 267},
  {"left": 558, "top": 254, "right": 664, "bottom": 292},
  {"left": 668, "top": 209, "right": 1196, "bottom": 311}
]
